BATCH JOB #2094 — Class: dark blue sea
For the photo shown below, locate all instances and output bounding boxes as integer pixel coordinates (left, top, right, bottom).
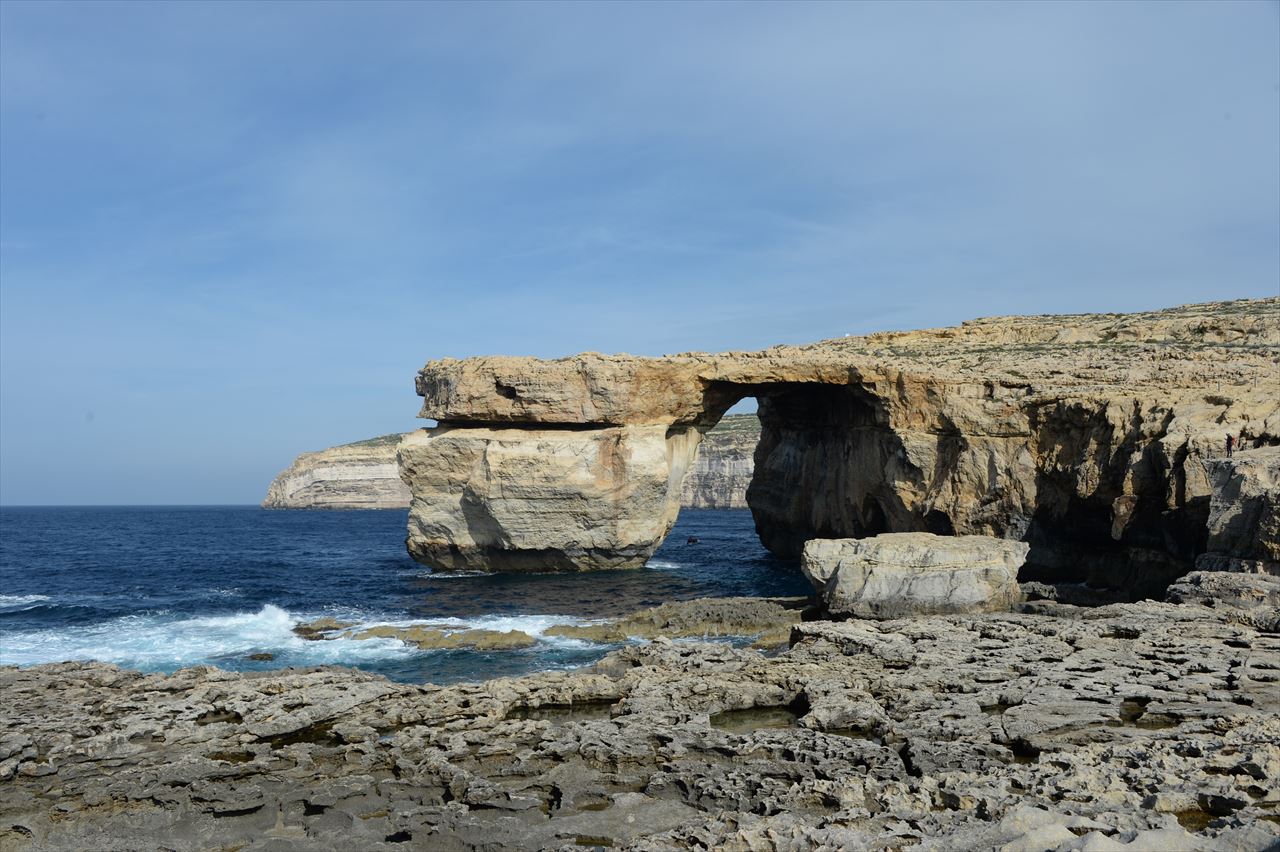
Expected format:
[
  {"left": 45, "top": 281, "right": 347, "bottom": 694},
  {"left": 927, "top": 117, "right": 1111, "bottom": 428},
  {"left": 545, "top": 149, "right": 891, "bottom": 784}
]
[{"left": 0, "top": 507, "right": 808, "bottom": 684}]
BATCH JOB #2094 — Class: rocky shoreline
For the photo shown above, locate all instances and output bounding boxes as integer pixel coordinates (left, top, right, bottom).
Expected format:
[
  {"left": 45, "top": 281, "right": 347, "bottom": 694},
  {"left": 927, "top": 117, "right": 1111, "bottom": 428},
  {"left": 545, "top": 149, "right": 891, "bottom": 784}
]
[{"left": 3, "top": 581, "right": 1279, "bottom": 851}]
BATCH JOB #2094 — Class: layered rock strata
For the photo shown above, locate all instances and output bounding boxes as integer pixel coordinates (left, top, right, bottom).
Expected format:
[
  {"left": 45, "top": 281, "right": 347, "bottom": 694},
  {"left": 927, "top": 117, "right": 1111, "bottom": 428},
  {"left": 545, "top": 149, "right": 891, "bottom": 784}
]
[
  {"left": 262, "top": 435, "right": 410, "bottom": 509},
  {"left": 802, "top": 533, "right": 1028, "bottom": 618},
  {"left": 677, "top": 414, "right": 757, "bottom": 509},
  {"left": 3, "top": 597, "right": 1278, "bottom": 851},
  {"left": 405, "top": 299, "right": 1279, "bottom": 592},
  {"left": 263, "top": 416, "right": 759, "bottom": 511}
]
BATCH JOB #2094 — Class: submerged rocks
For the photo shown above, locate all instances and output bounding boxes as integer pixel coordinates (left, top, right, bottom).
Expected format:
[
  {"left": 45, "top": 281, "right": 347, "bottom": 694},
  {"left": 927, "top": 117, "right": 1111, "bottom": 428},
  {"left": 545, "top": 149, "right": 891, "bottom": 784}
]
[
  {"left": 802, "top": 533, "right": 1028, "bottom": 618},
  {"left": 3, "top": 598, "right": 1279, "bottom": 851}
]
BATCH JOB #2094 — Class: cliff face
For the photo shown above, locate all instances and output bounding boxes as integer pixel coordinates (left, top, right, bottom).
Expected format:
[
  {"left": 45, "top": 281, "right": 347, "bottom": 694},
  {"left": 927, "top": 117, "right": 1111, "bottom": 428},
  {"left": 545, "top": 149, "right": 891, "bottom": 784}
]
[
  {"left": 1196, "top": 446, "right": 1279, "bottom": 574},
  {"left": 262, "top": 436, "right": 410, "bottom": 509},
  {"left": 678, "top": 415, "right": 757, "bottom": 509},
  {"left": 264, "top": 419, "right": 759, "bottom": 511},
  {"left": 403, "top": 299, "right": 1279, "bottom": 591}
]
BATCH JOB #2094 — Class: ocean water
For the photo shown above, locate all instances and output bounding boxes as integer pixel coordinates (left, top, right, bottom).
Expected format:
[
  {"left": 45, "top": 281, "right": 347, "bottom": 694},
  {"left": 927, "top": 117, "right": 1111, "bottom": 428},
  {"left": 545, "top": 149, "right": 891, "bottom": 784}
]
[{"left": 0, "top": 507, "right": 808, "bottom": 684}]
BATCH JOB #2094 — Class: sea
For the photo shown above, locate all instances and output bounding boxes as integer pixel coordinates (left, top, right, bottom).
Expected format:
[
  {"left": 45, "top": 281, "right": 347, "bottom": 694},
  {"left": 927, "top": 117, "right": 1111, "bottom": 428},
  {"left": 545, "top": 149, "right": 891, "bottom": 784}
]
[{"left": 0, "top": 507, "right": 808, "bottom": 685}]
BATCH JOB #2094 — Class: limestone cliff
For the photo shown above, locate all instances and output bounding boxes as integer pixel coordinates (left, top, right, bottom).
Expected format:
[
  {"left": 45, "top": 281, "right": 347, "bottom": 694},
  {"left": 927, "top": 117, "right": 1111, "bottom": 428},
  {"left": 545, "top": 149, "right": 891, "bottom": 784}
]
[
  {"left": 264, "top": 418, "right": 759, "bottom": 511},
  {"left": 1196, "top": 446, "right": 1279, "bottom": 574},
  {"left": 678, "top": 414, "right": 757, "bottom": 509},
  {"left": 403, "top": 299, "right": 1279, "bottom": 592},
  {"left": 262, "top": 435, "right": 410, "bottom": 509}
]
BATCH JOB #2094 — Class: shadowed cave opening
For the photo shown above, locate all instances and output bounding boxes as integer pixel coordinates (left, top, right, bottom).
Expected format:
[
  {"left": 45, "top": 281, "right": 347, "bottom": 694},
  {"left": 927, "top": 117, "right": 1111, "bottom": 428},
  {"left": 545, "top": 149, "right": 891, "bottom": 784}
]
[{"left": 689, "top": 379, "right": 1211, "bottom": 601}]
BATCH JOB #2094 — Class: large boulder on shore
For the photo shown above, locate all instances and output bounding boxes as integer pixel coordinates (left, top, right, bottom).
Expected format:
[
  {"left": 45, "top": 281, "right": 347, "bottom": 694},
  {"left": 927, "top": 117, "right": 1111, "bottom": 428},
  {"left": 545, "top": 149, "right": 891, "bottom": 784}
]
[{"left": 802, "top": 533, "right": 1029, "bottom": 619}]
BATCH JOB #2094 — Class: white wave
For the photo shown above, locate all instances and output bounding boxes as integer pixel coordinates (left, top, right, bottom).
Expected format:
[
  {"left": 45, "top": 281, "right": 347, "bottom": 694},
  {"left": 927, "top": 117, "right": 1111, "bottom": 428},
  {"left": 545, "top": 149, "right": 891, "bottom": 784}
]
[
  {"left": 409, "top": 570, "right": 490, "bottom": 580},
  {"left": 357, "top": 612, "right": 596, "bottom": 641},
  {"left": 0, "top": 594, "right": 51, "bottom": 611},
  {"left": 0, "top": 604, "right": 417, "bottom": 670},
  {"left": 646, "top": 559, "right": 682, "bottom": 571}
]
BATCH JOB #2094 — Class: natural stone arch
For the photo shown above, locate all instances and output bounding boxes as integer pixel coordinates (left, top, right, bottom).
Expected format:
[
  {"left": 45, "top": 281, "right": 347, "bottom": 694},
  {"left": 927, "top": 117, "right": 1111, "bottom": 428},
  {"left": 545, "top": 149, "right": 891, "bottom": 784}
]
[{"left": 397, "top": 300, "right": 1280, "bottom": 596}]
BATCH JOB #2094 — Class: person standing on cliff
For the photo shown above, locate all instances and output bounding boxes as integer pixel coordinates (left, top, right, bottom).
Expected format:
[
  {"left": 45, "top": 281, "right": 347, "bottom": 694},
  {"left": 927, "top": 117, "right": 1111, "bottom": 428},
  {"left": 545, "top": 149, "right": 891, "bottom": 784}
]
[{"left": 1226, "top": 434, "right": 1235, "bottom": 457}]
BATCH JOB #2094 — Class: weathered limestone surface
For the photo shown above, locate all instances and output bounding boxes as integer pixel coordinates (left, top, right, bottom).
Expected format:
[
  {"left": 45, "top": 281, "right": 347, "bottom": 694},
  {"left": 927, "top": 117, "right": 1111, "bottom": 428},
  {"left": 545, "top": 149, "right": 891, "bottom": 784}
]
[
  {"left": 264, "top": 416, "right": 760, "bottom": 511},
  {"left": 3, "top": 599, "right": 1278, "bottom": 851},
  {"left": 398, "top": 424, "right": 700, "bottom": 571},
  {"left": 406, "top": 299, "right": 1279, "bottom": 588},
  {"left": 1197, "top": 447, "right": 1280, "bottom": 575},
  {"left": 262, "top": 435, "right": 410, "bottom": 509},
  {"left": 803, "top": 533, "right": 1028, "bottom": 618}
]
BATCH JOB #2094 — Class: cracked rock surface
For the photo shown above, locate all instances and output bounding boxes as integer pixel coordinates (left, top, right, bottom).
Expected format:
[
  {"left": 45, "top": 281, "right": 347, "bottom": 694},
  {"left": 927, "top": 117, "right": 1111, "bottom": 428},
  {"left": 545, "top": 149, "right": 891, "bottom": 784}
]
[{"left": 2, "top": 600, "right": 1279, "bottom": 851}]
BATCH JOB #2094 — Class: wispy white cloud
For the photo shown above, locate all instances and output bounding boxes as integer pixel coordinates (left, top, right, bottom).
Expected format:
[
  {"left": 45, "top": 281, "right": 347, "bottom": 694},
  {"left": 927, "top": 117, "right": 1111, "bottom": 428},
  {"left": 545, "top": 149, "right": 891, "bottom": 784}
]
[{"left": 1, "top": 0, "right": 1276, "bottom": 503}]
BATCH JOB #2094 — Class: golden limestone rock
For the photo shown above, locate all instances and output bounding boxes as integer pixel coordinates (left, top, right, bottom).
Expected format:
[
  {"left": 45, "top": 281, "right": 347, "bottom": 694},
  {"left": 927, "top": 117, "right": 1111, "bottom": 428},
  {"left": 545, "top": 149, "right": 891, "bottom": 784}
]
[{"left": 401, "top": 299, "right": 1279, "bottom": 597}]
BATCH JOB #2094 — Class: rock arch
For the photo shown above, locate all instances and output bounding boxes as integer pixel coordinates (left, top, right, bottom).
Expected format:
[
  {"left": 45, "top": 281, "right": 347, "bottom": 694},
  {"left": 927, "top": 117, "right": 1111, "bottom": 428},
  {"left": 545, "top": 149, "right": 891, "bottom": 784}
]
[{"left": 398, "top": 300, "right": 1279, "bottom": 596}]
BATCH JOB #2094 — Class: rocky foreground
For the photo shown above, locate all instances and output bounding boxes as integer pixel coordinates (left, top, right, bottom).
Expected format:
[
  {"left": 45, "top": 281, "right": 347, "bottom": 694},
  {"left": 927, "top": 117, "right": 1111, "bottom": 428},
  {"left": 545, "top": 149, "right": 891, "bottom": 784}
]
[{"left": 4, "top": 587, "right": 1280, "bottom": 851}]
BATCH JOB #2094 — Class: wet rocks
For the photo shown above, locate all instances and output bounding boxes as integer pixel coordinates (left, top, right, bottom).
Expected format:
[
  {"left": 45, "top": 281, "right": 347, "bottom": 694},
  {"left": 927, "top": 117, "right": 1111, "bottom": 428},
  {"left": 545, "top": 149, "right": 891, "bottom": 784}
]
[
  {"left": 543, "top": 596, "right": 810, "bottom": 644},
  {"left": 4, "top": 597, "right": 1278, "bottom": 851},
  {"left": 802, "top": 533, "right": 1028, "bottom": 618},
  {"left": 352, "top": 625, "right": 537, "bottom": 650}
]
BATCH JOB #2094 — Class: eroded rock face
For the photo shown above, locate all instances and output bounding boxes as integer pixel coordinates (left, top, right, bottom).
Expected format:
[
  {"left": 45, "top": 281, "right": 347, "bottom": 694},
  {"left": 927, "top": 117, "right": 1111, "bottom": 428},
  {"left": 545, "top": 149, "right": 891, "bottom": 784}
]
[
  {"left": 398, "top": 424, "right": 701, "bottom": 571},
  {"left": 803, "top": 533, "right": 1028, "bottom": 618},
  {"left": 1197, "top": 446, "right": 1280, "bottom": 574},
  {"left": 265, "top": 417, "right": 759, "bottom": 511},
  {"left": 677, "top": 414, "right": 757, "bottom": 509},
  {"left": 405, "top": 300, "right": 1279, "bottom": 584},
  {"left": 3, "top": 599, "right": 1278, "bottom": 851},
  {"left": 262, "top": 435, "right": 410, "bottom": 509}
]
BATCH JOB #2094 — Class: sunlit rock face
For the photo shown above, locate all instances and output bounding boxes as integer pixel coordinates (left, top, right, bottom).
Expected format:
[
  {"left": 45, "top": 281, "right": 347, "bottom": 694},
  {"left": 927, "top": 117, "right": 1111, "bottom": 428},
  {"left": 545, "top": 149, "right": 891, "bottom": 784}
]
[
  {"left": 262, "top": 436, "right": 410, "bottom": 509},
  {"left": 403, "top": 299, "right": 1279, "bottom": 588},
  {"left": 398, "top": 425, "right": 700, "bottom": 572},
  {"left": 801, "top": 533, "right": 1028, "bottom": 619}
]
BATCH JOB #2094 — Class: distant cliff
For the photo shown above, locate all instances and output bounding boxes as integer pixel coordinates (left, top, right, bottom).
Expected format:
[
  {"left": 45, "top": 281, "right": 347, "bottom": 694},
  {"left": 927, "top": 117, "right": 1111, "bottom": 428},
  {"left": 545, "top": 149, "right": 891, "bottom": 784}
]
[
  {"left": 679, "top": 415, "right": 758, "bottom": 508},
  {"left": 262, "top": 435, "right": 411, "bottom": 509},
  {"left": 263, "top": 416, "right": 760, "bottom": 510}
]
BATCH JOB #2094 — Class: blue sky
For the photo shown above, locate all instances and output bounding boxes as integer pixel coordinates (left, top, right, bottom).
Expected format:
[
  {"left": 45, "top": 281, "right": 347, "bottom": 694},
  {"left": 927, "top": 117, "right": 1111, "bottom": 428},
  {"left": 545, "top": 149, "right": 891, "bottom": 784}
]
[{"left": 1, "top": 1, "right": 1277, "bottom": 505}]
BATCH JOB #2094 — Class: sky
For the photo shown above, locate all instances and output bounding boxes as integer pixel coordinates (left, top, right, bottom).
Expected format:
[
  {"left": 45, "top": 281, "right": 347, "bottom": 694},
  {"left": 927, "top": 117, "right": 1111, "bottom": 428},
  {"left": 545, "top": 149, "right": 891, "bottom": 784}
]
[{"left": 1, "top": 1, "right": 1277, "bottom": 505}]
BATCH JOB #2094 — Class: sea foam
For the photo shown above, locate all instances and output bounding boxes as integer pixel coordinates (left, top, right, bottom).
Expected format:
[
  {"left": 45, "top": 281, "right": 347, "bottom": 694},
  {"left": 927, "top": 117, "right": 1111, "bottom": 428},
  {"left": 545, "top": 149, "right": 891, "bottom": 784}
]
[
  {"left": 0, "top": 594, "right": 52, "bottom": 612},
  {"left": 0, "top": 604, "right": 416, "bottom": 671}
]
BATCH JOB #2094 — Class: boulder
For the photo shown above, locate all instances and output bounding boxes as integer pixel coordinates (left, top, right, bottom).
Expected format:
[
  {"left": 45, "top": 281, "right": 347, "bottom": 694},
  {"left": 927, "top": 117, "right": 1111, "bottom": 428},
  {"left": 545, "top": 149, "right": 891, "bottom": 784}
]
[{"left": 802, "top": 533, "right": 1029, "bottom": 618}]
